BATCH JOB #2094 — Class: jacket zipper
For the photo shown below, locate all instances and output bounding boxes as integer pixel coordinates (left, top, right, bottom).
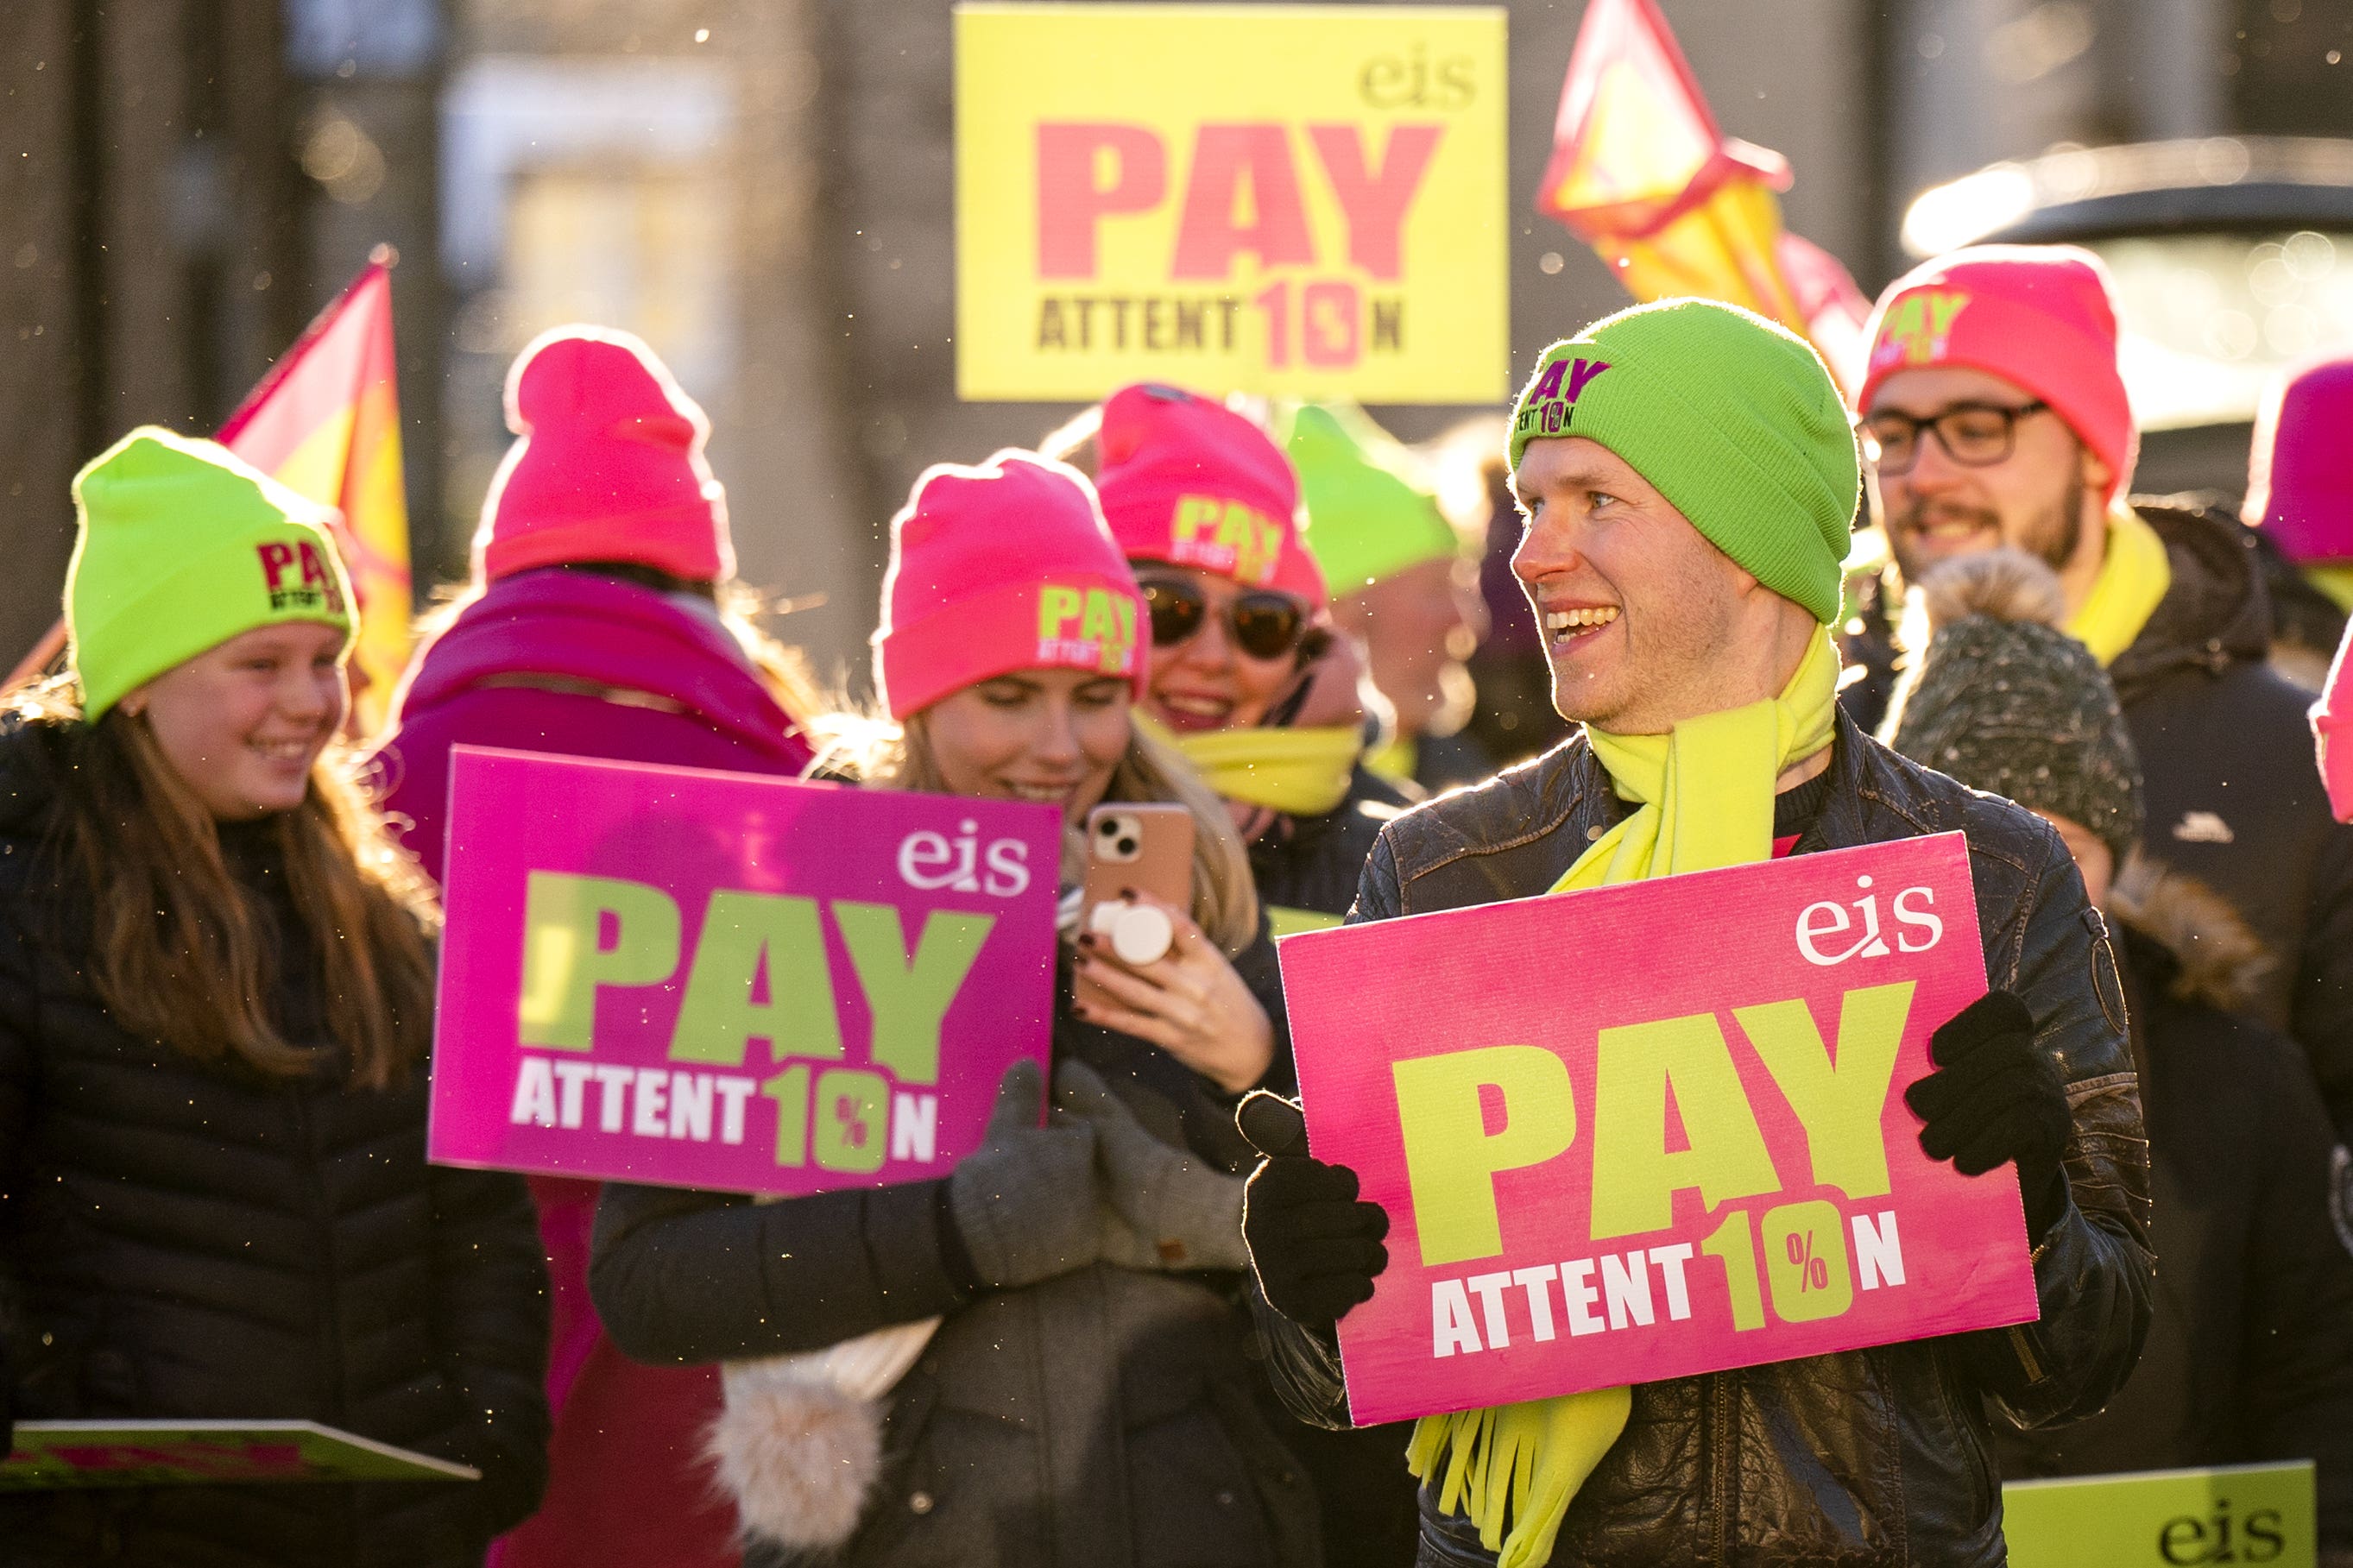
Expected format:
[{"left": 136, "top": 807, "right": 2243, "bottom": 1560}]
[
  {"left": 1710, "top": 1372, "right": 1736, "bottom": 1565},
  {"left": 287, "top": 1083, "right": 348, "bottom": 1422},
  {"left": 2007, "top": 1325, "right": 2046, "bottom": 1385}
]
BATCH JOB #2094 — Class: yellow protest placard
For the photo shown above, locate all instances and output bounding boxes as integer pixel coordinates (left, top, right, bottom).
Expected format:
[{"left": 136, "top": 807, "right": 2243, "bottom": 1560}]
[{"left": 954, "top": 3, "right": 1510, "bottom": 403}]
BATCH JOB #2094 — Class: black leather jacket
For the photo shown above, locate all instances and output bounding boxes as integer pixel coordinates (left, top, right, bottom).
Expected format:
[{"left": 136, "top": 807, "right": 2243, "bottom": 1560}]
[{"left": 1271, "top": 711, "right": 2154, "bottom": 1567}]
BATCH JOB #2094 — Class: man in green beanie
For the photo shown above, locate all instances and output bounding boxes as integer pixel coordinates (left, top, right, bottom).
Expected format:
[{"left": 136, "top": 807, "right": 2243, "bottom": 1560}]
[
  {"left": 1287, "top": 403, "right": 1492, "bottom": 794},
  {"left": 1241, "top": 299, "right": 2152, "bottom": 1566}
]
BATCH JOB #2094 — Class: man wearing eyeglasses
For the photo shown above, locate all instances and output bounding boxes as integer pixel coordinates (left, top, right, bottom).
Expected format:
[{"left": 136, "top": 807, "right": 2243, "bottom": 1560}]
[{"left": 1848, "top": 244, "right": 2353, "bottom": 1143}]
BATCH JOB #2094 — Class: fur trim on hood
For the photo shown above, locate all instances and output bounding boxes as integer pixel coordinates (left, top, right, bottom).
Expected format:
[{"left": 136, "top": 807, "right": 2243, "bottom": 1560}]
[{"left": 2108, "top": 852, "right": 2275, "bottom": 1014}]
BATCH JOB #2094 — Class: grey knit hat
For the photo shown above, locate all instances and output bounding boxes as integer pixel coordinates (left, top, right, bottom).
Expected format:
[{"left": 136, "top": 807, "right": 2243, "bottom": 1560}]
[{"left": 1881, "top": 550, "right": 2145, "bottom": 863}]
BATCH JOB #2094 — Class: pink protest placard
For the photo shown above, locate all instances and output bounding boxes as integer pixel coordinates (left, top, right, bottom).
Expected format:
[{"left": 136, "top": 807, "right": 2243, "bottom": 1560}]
[
  {"left": 431, "top": 746, "right": 1059, "bottom": 1196},
  {"left": 1279, "top": 832, "right": 2040, "bottom": 1427}
]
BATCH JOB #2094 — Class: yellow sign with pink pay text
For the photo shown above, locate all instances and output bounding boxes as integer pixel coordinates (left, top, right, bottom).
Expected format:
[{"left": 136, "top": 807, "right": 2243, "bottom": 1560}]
[{"left": 954, "top": 3, "right": 1510, "bottom": 402}]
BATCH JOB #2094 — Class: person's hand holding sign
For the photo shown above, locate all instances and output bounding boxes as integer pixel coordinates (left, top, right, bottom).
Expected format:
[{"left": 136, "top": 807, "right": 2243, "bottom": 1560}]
[
  {"left": 1236, "top": 1090, "right": 1391, "bottom": 1332},
  {"left": 1906, "top": 990, "right": 2074, "bottom": 1240},
  {"left": 1072, "top": 891, "right": 1276, "bottom": 1094}
]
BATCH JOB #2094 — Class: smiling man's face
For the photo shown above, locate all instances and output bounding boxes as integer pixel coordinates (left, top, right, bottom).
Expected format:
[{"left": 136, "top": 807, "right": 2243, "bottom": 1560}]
[
  {"left": 1868, "top": 364, "right": 2108, "bottom": 593},
  {"left": 1511, "top": 436, "right": 1782, "bottom": 734}
]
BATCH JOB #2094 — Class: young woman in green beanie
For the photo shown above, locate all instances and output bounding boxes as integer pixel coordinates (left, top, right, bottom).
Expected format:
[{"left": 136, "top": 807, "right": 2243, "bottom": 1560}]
[{"left": 0, "top": 429, "right": 550, "bottom": 1567}]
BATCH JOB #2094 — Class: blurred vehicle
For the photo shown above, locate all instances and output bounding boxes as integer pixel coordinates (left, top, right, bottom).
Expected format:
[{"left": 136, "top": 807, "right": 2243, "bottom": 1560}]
[{"left": 1901, "top": 136, "right": 2353, "bottom": 497}]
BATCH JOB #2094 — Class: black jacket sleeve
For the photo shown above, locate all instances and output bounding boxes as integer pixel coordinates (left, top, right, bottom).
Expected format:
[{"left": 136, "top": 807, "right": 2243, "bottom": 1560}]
[
  {"left": 1962, "top": 834, "right": 2157, "bottom": 1428},
  {"left": 2237, "top": 1046, "right": 2353, "bottom": 1546},
  {"left": 0, "top": 870, "right": 38, "bottom": 1457},
  {"left": 424, "top": 1162, "right": 554, "bottom": 1539},
  {"left": 590, "top": 1177, "right": 969, "bottom": 1364}
]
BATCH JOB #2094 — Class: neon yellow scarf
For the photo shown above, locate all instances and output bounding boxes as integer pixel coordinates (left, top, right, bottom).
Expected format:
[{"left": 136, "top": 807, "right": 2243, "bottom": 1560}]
[
  {"left": 2066, "top": 505, "right": 2172, "bottom": 667},
  {"left": 2306, "top": 564, "right": 2353, "bottom": 614},
  {"left": 1406, "top": 630, "right": 1842, "bottom": 1568},
  {"left": 1366, "top": 733, "right": 1417, "bottom": 784},
  {"left": 1137, "top": 714, "right": 1362, "bottom": 817}
]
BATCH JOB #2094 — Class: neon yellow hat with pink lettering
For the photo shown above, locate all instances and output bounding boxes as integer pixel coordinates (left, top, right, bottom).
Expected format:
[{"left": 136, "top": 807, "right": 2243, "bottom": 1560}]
[{"left": 66, "top": 426, "right": 354, "bottom": 721}]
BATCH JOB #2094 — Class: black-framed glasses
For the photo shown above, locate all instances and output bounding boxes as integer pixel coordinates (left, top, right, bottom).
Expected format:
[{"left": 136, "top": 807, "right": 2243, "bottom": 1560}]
[
  {"left": 1861, "top": 400, "right": 2049, "bottom": 475},
  {"left": 1136, "top": 575, "right": 1315, "bottom": 661}
]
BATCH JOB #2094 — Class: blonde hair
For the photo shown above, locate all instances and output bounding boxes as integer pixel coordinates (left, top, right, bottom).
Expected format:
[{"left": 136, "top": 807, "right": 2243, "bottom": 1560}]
[
  {"left": 9, "top": 677, "right": 439, "bottom": 1089},
  {"left": 823, "top": 706, "right": 1259, "bottom": 956}
]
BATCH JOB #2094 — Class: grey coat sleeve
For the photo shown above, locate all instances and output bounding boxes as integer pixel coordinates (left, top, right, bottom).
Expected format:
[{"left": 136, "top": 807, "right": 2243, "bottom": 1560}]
[{"left": 1963, "top": 830, "right": 2157, "bottom": 1429}]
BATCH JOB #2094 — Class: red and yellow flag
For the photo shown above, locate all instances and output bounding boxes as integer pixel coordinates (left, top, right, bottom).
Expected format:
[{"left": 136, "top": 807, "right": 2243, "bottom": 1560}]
[
  {"left": 1536, "top": 0, "right": 1867, "bottom": 393},
  {"left": 218, "top": 252, "right": 412, "bottom": 735}
]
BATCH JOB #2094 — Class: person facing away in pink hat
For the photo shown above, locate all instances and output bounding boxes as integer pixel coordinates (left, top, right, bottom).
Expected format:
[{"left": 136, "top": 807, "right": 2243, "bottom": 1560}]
[
  {"left": 588, "top": 450, "right": 1323, "bottom": 1568},
  {"left": 369, "top": 324, "right": 818, "bottom": 1568},
  {"left": 2245, "top": 354, "right": 2353, "bottom": 690},
  {"left": 1846, "top": 245, "right": 2353, "bottom": 1147}
]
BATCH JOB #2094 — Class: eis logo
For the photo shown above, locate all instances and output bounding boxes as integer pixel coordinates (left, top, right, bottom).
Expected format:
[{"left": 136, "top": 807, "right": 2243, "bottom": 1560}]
[
  {"left": 254, "top": 539, "right": 346, "bottom": 615},
  {"left": 1513, "top": 356, "right": 1611, "bottom": 442},
  {"left": 1034, "top": 582, "right": 1137, "bottom": 675},
  {"left": 1795, "top": 874, "right": 1943, "bottom": 967},
  {"left": 1871, "top": 289, "right": 1971, "bottom": 370},
  {"left": 897, "top": 819, "right": 1034, "bottom": 898},
  {"left": 1169, "top": 495, "right": 1284, "bottom": 586}
]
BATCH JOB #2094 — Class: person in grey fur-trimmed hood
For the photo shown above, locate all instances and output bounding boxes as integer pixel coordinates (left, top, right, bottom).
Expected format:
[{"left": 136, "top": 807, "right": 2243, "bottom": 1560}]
[
  {"left": 1884, "top": 549, "right": 2353, "bottom": 1562},
  {"left": 1847, "top": 242, "right": 2353, "bottom": 1147}
]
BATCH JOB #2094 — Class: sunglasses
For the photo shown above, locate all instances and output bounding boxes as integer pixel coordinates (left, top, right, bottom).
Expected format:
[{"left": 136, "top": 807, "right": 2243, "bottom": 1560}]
[{"left": 1136, "top": 575, "right": 1319, "bottom": 661}]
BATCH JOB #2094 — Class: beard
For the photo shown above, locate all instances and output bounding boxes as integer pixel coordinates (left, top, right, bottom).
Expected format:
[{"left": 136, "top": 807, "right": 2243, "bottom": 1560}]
[{"left": 1886, "top": 458, "right": 2086, "bottom": 583}]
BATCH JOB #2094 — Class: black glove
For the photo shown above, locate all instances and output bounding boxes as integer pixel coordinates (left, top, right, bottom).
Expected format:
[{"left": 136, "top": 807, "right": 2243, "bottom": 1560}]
[
  {"left": 1903, "top": 989, "right": 2072, "bottom": 1240},
  {"left": 1237, "top": 1090, "right": 1390, "bottom": 1332}
]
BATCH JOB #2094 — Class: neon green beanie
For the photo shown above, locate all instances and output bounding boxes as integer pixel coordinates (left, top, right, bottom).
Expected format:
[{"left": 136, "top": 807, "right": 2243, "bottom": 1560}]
[
  {"left": 1508, "top": 299, "right": 1858, "bottom": 626},
  {"left": 67, "top": 427, "right": 355, "bottom": 721},
  {"left": 1284, "top": 403, "right": 1461, "bottom": 596}
]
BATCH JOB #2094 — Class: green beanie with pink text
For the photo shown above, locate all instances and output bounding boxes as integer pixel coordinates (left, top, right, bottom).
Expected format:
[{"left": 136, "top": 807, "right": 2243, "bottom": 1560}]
[
  {"left": 1509, "top": 298, "right": 1859, "bottom": 626},
  {"left": 67, "top": 426, "right": 354, "bottom": 721}
]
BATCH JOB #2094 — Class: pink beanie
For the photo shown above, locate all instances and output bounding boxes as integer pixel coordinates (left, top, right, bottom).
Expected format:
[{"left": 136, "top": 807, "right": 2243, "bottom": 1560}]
[
  {"left": 1093, "top": 382, "right": 1326, "bottom": 607},
  {"left": 874, "top": 450, "right": 1148, "bottom": 721},
  {"left": 474, "top": 324, "right": 734, "bottom": 583},
  {"left": 2248, "top": 355, "right": 2353, "bottom": 565},
  {"left": 1860, "top": 245, "right": 2136, "bottom": 503}
]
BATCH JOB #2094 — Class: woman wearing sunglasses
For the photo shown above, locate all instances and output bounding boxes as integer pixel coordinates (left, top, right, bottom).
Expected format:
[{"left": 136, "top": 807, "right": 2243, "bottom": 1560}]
[
  {"left": 1082, "top": 384, "right": 1412, "bottom": 936},
  {"left": 1069, "top": 385, "right": 1421, "bottom": 1565},
  {"left": 590, "top": 451, "right": 1318, "bottom": 1568}
]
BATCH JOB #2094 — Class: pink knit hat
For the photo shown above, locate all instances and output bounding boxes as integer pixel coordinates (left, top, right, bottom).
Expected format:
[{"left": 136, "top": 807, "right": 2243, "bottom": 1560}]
[
  {"left": 1860, "top": 245, "right": 2136, "bottom": 503},
  {"left": 874, "top": 450, "right": 1148, "bottom": 721},
  {"left": 473, "top": 324, "right": 735, "bottom": 583},
  {"left": 2247, "top": 355, "right": 2353, "bottom": 565},
  {"left": 1093, "top": 382, "right": 1326, "bottom": 607}
]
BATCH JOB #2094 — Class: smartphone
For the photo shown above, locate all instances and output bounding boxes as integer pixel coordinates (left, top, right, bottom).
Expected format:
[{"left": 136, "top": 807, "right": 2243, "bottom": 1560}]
[{"left": 1075, "top": 803, "right": 1195, "bottom": 1012}]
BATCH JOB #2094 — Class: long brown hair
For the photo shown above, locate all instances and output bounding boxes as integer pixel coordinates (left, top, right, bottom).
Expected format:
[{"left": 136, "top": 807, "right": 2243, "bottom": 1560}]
[
  {"left": 821, "top": 707, "right": 1261, "bottom": 956},
  {"left": 10, "top": 679, "right": 439, "bottom": 1089}
]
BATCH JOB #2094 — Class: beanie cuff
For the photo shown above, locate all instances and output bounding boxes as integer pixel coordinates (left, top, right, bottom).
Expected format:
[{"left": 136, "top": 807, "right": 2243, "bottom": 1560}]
[
  {"left": 479, "top": 505, "right": 729, "bottom": 584},
  {"left": 73, "top": 539, "right": 354, "bottom": 720},
  {"left": 1105, "top": 495, "right": 1328, "bottom": 606},
  {"left": 876, "top": 574, "right": 1147, "bottom": 721}
]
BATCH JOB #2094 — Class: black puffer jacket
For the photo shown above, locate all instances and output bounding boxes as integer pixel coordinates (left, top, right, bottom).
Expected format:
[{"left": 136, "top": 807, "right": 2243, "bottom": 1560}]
[
  {"left": 1843, "top": 501, "right": 2353, "bottom": 1137},
  {"left": 589, "top": 941, "right": 1320, "bottom": 1568},
  {"left": 0, "top": 720, "right": 551, "bottom": 1566},
  {"left": 1997, "top": 860, "right": 2353, "bottom": 1552},
  {"left": 1270, "top": 710, "right": 2154, "bottom": 1566}
]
